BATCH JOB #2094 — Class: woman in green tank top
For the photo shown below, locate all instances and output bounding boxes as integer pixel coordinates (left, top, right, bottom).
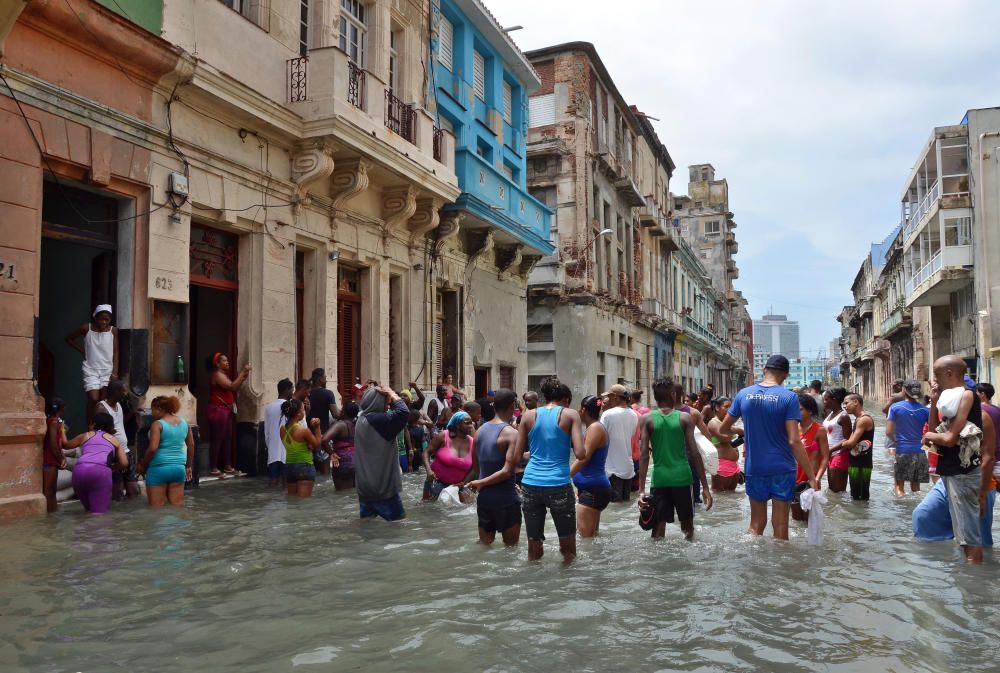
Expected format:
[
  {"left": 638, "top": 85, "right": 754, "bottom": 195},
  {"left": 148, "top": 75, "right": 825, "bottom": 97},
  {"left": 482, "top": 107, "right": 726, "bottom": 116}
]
[{"left": 280, "top": 398, "right": 324, "bottom": 497}]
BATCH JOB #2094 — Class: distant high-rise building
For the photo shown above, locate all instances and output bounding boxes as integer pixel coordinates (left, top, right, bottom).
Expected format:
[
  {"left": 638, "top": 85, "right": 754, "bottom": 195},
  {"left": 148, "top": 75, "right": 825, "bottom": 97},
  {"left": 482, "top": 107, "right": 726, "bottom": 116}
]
[{"left": 752, "top": 313, "right": 800, "bottom": 379}]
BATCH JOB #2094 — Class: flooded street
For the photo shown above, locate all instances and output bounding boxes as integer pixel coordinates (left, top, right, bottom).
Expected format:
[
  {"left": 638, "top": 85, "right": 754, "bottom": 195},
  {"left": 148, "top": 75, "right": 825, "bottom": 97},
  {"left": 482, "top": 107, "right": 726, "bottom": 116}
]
[{"left": 2, "top": 413, "right": 998, "bottom": 673}]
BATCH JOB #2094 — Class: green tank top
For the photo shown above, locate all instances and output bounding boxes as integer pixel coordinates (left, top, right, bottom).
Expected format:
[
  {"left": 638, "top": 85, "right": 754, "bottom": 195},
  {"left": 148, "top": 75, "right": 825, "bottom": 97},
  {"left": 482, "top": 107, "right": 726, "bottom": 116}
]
[
  {"left": 650, "top": 409, "right": 693, "bottom": 488},
  {"left": 282, "top": 424, "right": 313, "bottom": 465}
]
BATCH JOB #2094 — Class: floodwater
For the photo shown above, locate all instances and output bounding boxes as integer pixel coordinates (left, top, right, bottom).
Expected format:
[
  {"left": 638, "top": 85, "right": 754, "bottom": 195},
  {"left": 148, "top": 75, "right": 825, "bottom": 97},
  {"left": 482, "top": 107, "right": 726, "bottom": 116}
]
[{"left": 2, "top": 413, "right": 999, "bottom": 673}]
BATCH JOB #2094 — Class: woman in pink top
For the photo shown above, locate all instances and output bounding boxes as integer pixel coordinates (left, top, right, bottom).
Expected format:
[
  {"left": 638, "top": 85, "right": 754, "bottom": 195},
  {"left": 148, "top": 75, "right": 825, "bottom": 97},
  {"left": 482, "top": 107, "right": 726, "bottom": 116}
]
[{"left": 423, "top": 410, "right": 475, "bottom": 501}]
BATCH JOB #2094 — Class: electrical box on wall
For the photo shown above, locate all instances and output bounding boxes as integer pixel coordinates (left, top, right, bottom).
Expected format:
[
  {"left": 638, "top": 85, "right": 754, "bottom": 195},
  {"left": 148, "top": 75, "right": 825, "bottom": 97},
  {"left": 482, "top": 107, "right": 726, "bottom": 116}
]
[{"left": 168, "top": 172, "right": 189, "bottom": 197}]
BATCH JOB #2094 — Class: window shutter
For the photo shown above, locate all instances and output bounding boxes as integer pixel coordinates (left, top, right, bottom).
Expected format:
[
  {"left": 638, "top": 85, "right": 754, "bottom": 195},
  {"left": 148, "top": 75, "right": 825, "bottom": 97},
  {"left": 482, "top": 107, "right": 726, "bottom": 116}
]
[
  {"left": 473, "top": 51, "right": 485, "bottom": 100},
  {"left": 439, "top": 17, "right": 453, "bottom": 70},
  {"left": 503, "top": 82, "right": 512, "bottom": 123},
  {"left": 433, "top": 319, "right": 443, "bottom": 379},
  {"left": 529, "top": 93, "right": 555, "bottom": 127},
  {"left": 337, "top": 299, "right": 360, "bottom": 401}
]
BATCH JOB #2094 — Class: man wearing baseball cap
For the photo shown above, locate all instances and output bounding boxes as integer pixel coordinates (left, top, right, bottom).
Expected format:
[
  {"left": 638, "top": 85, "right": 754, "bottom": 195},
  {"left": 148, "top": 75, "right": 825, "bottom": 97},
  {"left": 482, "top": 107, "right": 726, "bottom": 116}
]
[
  {"left": 601, "top": 384, "right": 639, "bottom": 502},
  {"left": 720, "top": 354, "right": 819, "bottom": 540},
  {"left": 886, "top": 380, "right": 930, "bottom": 497}
]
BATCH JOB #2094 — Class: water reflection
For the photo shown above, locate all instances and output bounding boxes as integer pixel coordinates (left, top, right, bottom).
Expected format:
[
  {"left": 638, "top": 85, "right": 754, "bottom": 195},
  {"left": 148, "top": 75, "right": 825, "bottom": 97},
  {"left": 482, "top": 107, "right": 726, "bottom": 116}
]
[{"left": 1, "top": 414, "right": 998, "bottom": 673}]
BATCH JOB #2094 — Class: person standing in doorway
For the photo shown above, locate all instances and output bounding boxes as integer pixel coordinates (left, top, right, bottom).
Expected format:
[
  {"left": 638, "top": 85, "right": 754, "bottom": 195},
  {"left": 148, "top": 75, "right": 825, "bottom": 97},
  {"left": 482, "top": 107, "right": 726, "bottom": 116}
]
[
  {"left": 264, "top": 378, "right": 294, "bottom": 487},
  {"left": 886, "top": 380, "right": 930, "bottom": 496},
  {"left": 99, "top": 380, "right": 137, "bottom": 500},
  {"left": 137, "top": 396, "right": 194, "bottom": 508},
  {"left": 840, "top": 394, "right": 875, "bottom": 501},
  {"left": 355, "top": 386, "right": 410, "bottom": 521},
  {"left": 517, "top": 377, "right": 585, "bottom": 563},
  {"left": 719, "top": 355, "right": 818, "bottom": 540},
  {"left": 65, "top": 304, "right": 118, "bottom": 423},
  {"left": 601, "top": 384, "right": 639, "bottom": 503},
  {"left": 922, "top": 356, "right": 995, "bottom": 563},
  {"left": 823, "top": 388, "right": 852, "bottom": 492},
  {"left": 637, "top": 378, "right": 713, "bottom": 540},
  {"left": 206, "top": 352, "right": 249, "bottom": 477},
  {"left": 466, "top": 389, "right": 523, "bottom": 546}
]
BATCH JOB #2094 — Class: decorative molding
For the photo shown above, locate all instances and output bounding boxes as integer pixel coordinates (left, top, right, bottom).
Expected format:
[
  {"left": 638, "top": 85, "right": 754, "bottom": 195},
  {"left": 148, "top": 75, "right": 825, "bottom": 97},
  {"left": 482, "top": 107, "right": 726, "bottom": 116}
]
[
  {"left": 290, "top": 143, "right": 335, "bottom": 200},
  {"left": 495, "top": 245, "right": 523, "bottom": 276},
  {"left": 469, "top": 229, "right": 495, "bottom": 263},
  {"left": 433, "top": 211, "right": 464, "bottom": 259},
  {"left": 407, "top": 196, "right": 444, "bottom": 242},
  {"left": 330, "top": 158, "right": 371, "bottom": 210},
  {"left": 381, "top": 185, "right": 418, "bottom": 231},
  {"left": 519, "top": 254, "right": 542, "bottom": 278}
]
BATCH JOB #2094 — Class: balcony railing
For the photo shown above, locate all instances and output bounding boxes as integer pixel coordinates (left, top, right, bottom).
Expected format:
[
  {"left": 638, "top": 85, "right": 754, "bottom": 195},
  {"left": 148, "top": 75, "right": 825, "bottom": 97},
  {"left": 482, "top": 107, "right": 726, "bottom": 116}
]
[
  {"left": 287, "top": 56, "right": 307, "bottom": 103},
  {"left": 904, "top": 244, "right": 971, "bottom": 297},
  {"left": 433, "top": 126, "right": 443, "bottom": 162},
  {"left": 902, "top": 180, "right": 940, "bottom": 241},
  {"left": 347, "top": 61, "right": 365, "bottom": 109},
  {"left": 384, "top": 90, "right": 416, "bottom": 144},
  {"left": 879, "top": 306, "right": 910, "bottom": 336}
]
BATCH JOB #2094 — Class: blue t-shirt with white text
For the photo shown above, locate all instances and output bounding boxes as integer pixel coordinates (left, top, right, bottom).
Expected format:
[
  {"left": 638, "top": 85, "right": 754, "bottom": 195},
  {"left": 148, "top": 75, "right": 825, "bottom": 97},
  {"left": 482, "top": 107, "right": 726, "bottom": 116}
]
[
  {"left": 887, "top": 399, "right": 929, "bottom": 454},
  {"left": 728, "top": 383, "right": 801, "bottom": 477}
]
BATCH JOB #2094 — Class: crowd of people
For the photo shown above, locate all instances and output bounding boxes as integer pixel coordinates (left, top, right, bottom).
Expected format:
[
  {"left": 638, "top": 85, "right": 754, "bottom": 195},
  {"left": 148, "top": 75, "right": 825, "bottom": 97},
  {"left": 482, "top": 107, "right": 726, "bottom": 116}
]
[{"left": 43, "top": 309, "right": 998, "bottom": 565}]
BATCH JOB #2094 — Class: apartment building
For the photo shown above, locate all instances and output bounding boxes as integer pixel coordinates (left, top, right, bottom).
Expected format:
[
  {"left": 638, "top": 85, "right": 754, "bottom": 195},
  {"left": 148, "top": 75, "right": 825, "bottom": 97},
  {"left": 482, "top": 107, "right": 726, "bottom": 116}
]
[
  {"left": 0, "top": 0, "right": 553, "bottom": 518},
  {"left": 751, "top": 313, "right": 800, "bottom": 380},
  {"left": 523, "top": 42, "right": 746, "bottom": 400}
]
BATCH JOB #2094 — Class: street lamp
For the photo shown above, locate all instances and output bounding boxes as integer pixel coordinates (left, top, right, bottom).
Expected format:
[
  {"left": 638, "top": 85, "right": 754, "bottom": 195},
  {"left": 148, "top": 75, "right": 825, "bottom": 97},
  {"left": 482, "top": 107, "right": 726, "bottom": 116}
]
[{"left": 562, "top": 228, "right": 612, "bottom": 265}]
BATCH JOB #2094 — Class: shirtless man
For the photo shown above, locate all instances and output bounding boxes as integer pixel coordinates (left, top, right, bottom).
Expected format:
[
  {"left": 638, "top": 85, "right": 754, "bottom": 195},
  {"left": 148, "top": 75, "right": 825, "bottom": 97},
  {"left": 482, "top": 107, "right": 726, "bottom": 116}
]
[{"left": 707, "top": 396, "right": 743, "bottom": 491}]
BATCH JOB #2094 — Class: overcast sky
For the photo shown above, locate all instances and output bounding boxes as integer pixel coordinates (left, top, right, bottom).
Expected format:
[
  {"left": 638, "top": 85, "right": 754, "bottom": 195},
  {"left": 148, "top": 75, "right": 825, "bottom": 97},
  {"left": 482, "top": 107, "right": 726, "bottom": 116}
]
[{"left": 487, "top": 0, "right": 1000, "bottom": 358}]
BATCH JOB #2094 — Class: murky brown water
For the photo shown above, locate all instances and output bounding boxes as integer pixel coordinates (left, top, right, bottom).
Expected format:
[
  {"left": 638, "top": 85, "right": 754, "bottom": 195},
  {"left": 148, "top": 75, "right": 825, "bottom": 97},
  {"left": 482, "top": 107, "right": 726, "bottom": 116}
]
[{"left": 1, "top": 413, "right": 998, "bottom": 673}]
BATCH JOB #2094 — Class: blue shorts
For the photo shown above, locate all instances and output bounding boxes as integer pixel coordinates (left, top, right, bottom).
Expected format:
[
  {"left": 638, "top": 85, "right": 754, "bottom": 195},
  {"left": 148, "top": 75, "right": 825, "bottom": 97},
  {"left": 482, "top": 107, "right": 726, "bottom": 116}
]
[
  {"left": 285, "top": 463, "right": 316, "bottom": 483},
  {"left": 359, "top": 494, "right": 406, "bottom": 521},
  {"left": 268, "top": 461, "right": 285, "bottom": 480},
  {"left": 745, "top": 471, "right": 796, "bottom": 503},
  {"left": 146, "top": 464, "right": 186, "bottom": 487}
]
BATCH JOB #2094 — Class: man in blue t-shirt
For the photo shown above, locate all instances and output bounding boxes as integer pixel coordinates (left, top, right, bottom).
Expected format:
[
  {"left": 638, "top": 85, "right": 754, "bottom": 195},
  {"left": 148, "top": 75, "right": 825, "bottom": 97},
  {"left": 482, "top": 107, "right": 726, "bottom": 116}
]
[
  {"left": 720, "top": 354, "right": 819, "bottom": 540},
  {"left": 886, "top": 379, "right": 930, "bottom": 497}
]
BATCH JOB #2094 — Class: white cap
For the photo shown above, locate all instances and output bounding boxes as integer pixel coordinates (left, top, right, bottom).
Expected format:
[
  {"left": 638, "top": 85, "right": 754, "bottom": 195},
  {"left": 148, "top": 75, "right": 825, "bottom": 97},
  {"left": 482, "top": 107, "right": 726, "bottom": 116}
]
[{"left": 93, "top": 304, "right": 113, "bottom": 317}]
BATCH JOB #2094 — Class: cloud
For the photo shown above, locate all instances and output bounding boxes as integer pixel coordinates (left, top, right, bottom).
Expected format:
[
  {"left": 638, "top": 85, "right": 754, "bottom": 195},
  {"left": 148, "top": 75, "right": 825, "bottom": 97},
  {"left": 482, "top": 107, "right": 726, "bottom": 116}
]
[{"left": 488, "top": 0, "right": 1000, "bottom": 356}]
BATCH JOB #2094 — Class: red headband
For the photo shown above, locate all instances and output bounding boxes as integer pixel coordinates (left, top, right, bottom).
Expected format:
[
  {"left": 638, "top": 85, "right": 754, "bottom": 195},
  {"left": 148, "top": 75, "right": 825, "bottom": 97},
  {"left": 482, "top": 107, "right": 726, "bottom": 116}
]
[{"left": 213, "top": 352, "right": 224, "bottom": 366}]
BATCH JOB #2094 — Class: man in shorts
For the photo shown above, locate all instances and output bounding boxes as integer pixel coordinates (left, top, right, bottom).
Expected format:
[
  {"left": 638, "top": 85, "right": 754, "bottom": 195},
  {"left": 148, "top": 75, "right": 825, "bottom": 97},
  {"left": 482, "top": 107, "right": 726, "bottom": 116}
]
[
  {"left": 886, "top": 379, "right": 930, "bottom": 496},
  {"left": 515, "top": 377, "right": 585, "bottom": 563},
  {"left": 637, "top": 378, "right": 712, "bottom": 540},
  {"left": 600, "top": 384, "right": 639, "bottom": 502},
  {"left": 720, "top": 354, "right": 819, "bottom": 540}
]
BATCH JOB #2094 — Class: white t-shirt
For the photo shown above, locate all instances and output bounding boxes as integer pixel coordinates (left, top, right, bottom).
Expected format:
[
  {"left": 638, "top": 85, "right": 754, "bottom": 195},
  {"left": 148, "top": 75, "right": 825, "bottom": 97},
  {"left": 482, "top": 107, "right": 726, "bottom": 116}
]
[
  {"left": 264, "top": 398, "right": 287, "bottom": 465},
  {"left": 98, "top": 400, "right": 129, "bottom": 454},
  {"left": 602, "top": 405, "right": 639, "bottom": 479}
]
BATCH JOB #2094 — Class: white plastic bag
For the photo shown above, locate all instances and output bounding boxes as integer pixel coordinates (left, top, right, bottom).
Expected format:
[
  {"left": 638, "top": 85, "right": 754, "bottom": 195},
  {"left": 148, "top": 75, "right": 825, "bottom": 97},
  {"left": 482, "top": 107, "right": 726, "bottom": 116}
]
[
  {"left": 438, "top": 485, "right": 462, "bottom": 504},
  {"left": 798, "top": 487, "right": 827, "bottom": 545},
  {"left": 694, "top": 428, "right": 719, "bottom": 476}
]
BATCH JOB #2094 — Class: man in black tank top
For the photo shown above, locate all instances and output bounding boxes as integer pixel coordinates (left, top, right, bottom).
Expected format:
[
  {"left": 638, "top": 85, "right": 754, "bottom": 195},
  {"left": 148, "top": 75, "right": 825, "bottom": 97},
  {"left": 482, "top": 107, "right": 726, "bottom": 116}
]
[{"left": 923, "top": 355, "right": 996, "bottom": 564}]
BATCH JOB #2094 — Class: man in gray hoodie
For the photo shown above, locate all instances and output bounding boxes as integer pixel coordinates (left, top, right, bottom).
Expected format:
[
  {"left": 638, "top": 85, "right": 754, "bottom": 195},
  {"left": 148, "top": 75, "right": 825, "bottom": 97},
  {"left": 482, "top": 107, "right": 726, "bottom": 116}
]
[{"left": 355, "top": 385, "right": 410, "bottom": 520}]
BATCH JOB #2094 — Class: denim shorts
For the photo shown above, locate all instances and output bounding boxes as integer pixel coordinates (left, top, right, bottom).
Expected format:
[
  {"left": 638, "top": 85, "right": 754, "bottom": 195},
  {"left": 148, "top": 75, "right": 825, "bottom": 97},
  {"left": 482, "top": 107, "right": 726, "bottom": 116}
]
[
  {"left": 285, "top": 463, "right": 316, "bottom": 484},
  {"left": 943, "top": 472, "right": 984, "bottom": 548},
  {"left": 359, "top": 494, "right": 406, "bottom": 521},
  {"left": 113, "top": 450, "right": 138, "bottom": 484},
  {"left": 267, "top": 461, "right": 285, "bottom": 480},
  {"left": 745, "top": 471, "right": 796, "bottom": 503},
  {"left": 520, "top": 482, "right": 576, "bottom": 540}
]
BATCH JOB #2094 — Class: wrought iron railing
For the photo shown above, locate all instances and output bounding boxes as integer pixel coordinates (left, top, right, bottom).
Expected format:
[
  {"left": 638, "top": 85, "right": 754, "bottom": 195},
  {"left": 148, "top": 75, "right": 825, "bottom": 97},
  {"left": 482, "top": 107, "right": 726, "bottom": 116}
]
[
  {"left": 384, "top": 90, "right": 416, "bottom": 143},
  {"left": 287, "top": 56, "right": 307, "bottom": 103},
  {"left": 433, "top": 126, "right": 444, "bottom": 162},
  {"left": 347, "top": 61, "right": 365, "bottom": 109}
]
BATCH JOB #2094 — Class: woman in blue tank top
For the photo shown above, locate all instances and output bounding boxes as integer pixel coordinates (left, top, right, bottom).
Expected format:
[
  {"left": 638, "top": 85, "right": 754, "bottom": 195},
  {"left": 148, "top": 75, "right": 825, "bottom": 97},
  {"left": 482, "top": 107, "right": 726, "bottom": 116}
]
[
  {"left": 572, "top": 395, "right": 612, "bottom": 537},
  {"left": 516, "top": 378, "right": 585, "bottom": 563},
  {"left": 465, "top": 390, "right": 523, "bottom": 546},
  {"left": 137, "top": 395, "right": 194, "bottom": 508}
]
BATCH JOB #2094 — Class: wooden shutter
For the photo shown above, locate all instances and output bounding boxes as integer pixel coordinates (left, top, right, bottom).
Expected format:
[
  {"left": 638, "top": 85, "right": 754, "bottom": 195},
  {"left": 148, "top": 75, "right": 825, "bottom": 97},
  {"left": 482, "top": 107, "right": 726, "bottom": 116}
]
[
  {"left": 529, "top": 93, "right": 555, "bottom": 127},
  {"left": 473, "top": 50, "right": 485, "bottom": 100},
  {"left": 503, "top": 81, "right": 512, "bottom": 123},
  {"left": 337, "top": 298, "right": 360, "bottom": 401},
  {"left": 433, "top": 319, "right": 443, "bottom": 380},
  {"left": 439, "top": 17, "right": 453, "bottom": 70},
  {"left": 499, "top": 366, "right": 514, "bottom": 390}
]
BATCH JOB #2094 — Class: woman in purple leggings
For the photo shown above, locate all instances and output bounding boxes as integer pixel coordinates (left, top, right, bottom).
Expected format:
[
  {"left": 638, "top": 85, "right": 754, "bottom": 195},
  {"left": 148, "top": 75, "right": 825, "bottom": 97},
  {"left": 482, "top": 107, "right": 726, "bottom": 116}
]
[{"left": 64, "top": 412, "right": 128, "bottom": 514}]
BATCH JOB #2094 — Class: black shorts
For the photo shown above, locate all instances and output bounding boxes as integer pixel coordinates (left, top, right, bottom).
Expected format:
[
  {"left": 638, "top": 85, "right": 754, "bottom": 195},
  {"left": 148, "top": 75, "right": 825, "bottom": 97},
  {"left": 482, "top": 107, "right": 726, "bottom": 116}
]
[
  {"left": 113, "top": 450, "right": 138, "bottom": 484},
  {"left": 477, "top": 502, "right": 523, "bottom": 534},
  {"left": 577, "top": 486, "right": 612, "bottom": 512},
  {"left": 650, "top": 485, "right": 695, "bottom": 524},
  {"left": 609, "top": 475, "right": 632, "bottom": 502},
  {"left": 285, "top": 463, "right": 317, "bottom": 483},
  {"left": 520, "top": 483, "right": 576, "bottom": 540}
]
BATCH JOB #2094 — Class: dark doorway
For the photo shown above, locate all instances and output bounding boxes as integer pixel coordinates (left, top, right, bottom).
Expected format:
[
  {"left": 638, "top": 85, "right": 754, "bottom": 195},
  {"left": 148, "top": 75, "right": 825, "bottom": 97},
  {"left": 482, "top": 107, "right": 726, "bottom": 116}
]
[
  {"left": 38, "top": 182, "right": 119, "bottom": 435},
  {"left": 337, "top": 266, "right": 362, "bottom": 402},
  {"left": 474, "top": 367, "right": 489, "bottom": 399}
]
